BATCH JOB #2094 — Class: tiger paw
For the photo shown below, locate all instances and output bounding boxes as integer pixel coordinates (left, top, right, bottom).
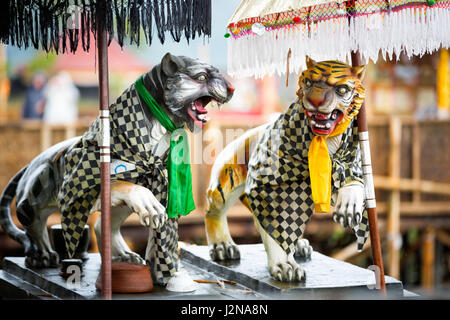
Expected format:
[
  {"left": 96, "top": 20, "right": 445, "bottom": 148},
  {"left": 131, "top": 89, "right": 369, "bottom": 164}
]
[
  {"left": 209, "top": 241, "right": 240, "bottom": 261},
  {"left": 295, "top": 238, "right": 312, "bottom": 260}
]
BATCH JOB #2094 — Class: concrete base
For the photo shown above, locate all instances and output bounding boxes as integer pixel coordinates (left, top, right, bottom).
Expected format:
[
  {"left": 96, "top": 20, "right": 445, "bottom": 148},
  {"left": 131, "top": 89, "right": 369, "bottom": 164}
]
[
  {"left": 181, "top": 244, "right": 404, "bottom": 299},
  {"left": 0, "top": 244, "right": 408, "bottom": 299},
  {"left": 0, "top": 253, "right": 262, "bottom": 300}
]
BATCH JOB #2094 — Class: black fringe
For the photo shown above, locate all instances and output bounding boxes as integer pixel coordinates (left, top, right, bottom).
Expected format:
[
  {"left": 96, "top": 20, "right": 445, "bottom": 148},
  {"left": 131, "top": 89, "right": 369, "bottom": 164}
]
[{"left": 1, "top": 0, "right": 212, "bottom": 53}]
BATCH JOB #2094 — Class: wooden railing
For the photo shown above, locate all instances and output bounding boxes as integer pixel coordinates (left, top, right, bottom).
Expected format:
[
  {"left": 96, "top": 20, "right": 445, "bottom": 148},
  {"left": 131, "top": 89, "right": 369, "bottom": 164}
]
[{"left": 1, "top": 116, "right": 450, "bottom": 289}]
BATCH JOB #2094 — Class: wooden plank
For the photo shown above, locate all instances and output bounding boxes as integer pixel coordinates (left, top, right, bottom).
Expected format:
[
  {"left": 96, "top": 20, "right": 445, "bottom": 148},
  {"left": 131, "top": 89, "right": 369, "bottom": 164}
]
[
  {"left": 435, "top": 229, "right": 450, "bottom": 248},
  {"left": 376, "top": 202, "right": 450, "bottom": 215},
  {"left": 331, "top": 238, "right": 371, "bottom": 261},
  {"left": 373, "top": 176, "right": 450, "bottom": 196}
]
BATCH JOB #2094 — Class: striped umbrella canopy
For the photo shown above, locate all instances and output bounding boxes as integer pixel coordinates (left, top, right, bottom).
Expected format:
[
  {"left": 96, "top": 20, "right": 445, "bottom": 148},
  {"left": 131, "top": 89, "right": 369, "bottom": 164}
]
[{"left": 226, "top": 0, "right": 450, "bottom": 78}]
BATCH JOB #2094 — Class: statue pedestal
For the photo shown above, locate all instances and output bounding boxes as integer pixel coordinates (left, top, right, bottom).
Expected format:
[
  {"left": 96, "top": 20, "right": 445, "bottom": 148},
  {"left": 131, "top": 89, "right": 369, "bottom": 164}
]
[
  {"left": 0, "top": 244, "right": 413, "bottom": 299},
  {"left": 181, "top": 244, "right": 405, "bottom": 299}
]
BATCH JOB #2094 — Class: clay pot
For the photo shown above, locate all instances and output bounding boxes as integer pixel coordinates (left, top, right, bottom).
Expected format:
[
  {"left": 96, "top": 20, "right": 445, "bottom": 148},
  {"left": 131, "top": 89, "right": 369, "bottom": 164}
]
[{"left": 95, "top": 262, "right": 153, "bottom": 293}]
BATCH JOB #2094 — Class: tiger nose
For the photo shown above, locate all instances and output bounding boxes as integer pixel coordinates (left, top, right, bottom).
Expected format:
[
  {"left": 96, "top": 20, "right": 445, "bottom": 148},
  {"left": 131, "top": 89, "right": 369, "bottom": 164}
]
[
  {"left": 227, "top": 82, "right": 235, "bottom": 95},
  {"left": 308, "top": 97, "right": 325, "bottom": 108}
]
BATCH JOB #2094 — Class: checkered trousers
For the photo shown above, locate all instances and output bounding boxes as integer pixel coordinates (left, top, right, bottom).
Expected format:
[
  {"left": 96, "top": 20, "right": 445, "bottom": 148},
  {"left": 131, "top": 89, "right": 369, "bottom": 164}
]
[
  {"left": 145, "top": 217, "right": 179, "bottom": 285},
  {"left": 245, "top": 102, "right": 370, "bottom": 255},
  {"left": 58, "top": 85, "right": 179, "bottom": 282}
]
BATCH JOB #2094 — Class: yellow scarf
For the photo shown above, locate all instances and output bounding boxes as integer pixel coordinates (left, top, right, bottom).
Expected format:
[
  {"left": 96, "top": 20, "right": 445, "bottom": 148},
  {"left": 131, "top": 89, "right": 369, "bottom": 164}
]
[{"left": 308, "top": 118, "right": 350, "bottom": 213}]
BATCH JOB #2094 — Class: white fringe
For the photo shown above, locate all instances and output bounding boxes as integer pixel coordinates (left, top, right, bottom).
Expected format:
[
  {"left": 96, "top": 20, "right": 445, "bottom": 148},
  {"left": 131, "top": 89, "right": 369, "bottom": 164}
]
[{"left": 227, "top": 7, "right": 450, "bottom": 78}]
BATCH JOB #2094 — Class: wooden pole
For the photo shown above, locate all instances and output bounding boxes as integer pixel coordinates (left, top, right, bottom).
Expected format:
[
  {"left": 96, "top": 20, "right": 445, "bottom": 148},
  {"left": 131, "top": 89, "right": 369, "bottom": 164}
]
[
  {"left": 97, "top": 17, "right": 112, "bottom": 299},
  {"left": 351, "top": 51, "right": 387, "bottom": 293},
  {"left": 387, "top": 117, "right": 401, "bottom": 279},
  {"left": 421, "top": 227, "right": 435, "bottom": 291},
  {"left": 412, "top": 123, "right": 421, "bottom": 203}
]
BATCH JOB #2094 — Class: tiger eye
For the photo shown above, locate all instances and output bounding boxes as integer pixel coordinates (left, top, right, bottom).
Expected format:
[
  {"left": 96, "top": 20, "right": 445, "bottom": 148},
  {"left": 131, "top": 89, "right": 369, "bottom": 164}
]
[
  {"left": 305, "top": 79, "right": 312, "bottom": 87},
  {"left": 337, "top": 87, "right": 348, "bottom": 95}
]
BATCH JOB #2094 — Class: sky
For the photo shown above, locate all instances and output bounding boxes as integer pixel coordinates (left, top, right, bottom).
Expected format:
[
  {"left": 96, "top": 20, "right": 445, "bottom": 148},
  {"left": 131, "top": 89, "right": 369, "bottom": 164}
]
[{"left": 6, "top": 0, "right": 242, "bottom": 75}]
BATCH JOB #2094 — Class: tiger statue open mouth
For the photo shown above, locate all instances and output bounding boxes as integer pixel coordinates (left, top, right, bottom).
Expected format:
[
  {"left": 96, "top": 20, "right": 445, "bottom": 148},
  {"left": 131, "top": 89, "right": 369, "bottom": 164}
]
[
  {"left": 204, "top": 57, "right": 369, "bottom": 283},
  {"left": 162, "top": 55, "right": 233, "bottom": 131},
  {"left": 0, "top": 54, "right": 233, "bottom": 287},
  {"left": 187, "top": 96, "right": 223, "bottom": 129},
  {"left": 304, "top": 109, "right": 343, "bottom": 135},
  {"left": 298, "top": 57, "right": 366, "bottom": 136}
]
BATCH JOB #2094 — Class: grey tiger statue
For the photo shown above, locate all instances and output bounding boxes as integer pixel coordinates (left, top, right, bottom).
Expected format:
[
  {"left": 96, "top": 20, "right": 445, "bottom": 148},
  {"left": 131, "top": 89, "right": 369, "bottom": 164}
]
[{"left": 0, "top": 53, "right": 233, "bottom": 284}]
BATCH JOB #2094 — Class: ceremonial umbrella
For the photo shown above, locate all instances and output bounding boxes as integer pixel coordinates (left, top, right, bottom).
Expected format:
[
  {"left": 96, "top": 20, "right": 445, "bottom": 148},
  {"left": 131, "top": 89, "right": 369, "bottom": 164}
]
[
  {"left": 225, "top": 0, "right": 450, "bottom": 292},
  {"left": 1, "top": 0, "right": 212, "bottom": 299}
]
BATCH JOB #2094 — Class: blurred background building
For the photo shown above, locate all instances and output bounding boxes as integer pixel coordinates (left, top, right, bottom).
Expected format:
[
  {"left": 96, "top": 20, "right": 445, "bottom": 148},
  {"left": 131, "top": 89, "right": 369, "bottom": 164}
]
[{"left": 0, "top": 0, "right": 449, "bottom": 298}]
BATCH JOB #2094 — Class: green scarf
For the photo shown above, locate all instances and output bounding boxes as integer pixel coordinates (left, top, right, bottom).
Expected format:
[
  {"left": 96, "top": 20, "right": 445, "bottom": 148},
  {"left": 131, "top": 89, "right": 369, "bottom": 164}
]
[{"left": 134, "top": 75, "right": 195, "bottom": 218}]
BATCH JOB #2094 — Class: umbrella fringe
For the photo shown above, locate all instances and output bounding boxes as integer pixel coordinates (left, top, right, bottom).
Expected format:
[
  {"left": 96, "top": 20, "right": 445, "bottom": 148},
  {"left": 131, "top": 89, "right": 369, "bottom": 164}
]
[
  {"left": 1, "top": 0, "right": 212, "bottom": 53},
  {"left": 227, "top": 2, "right": 450, "bottom": 78}
]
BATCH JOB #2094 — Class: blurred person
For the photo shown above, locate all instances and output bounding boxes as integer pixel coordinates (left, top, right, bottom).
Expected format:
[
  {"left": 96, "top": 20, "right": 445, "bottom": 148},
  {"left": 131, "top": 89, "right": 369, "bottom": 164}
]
[
  {"left": 43, "top": 71, "right": 80, "bottom": 124},
  {"left": 22, "top": 73, "right": 46, "bottom": 120}
]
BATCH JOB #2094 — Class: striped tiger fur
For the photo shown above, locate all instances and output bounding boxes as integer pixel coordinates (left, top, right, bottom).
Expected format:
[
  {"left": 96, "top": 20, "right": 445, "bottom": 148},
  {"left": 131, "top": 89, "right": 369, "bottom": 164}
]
[{"left": 0, "top": 166, "right": 30, "bottom": 251}]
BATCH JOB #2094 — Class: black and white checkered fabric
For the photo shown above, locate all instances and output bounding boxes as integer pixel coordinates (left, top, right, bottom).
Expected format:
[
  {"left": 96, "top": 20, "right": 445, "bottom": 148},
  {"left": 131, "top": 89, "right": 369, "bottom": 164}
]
[
  {"left": 146, "top": 217, "right": 179, "bottom": 284},
  {"left": 58, "top": 84, "right": 178, "bottom": 284},
  {"left": 245, "top": 101, "right": 370, "bottom": 255}
]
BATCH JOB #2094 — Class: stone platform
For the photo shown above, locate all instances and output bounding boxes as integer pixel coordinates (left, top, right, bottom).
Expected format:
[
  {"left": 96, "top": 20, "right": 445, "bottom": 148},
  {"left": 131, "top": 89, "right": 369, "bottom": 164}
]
[
  {"left": 0, "top": 244, "right": 411, "bottom": 299},
  {"left": 182, "top": 244, "right": 405, "bottom": 299}
]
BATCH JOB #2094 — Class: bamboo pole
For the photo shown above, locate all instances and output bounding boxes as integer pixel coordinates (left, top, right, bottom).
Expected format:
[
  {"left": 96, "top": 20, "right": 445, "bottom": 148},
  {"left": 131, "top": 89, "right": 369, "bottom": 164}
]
[
  {"left": 387, "top": 117, "right": 401, "bottom": 279},
  {"left": 40, "top": 124, "right": 51, "bottom": 152},
  {"left": 97, "top": 17, "right": 112, "bottom": 299},
  {"left": 351, "top": 52, "right": 387, "bottom": 293},
  {"left": 421, "top": 227, "right": 436, "bottom": 290},
  {"left": 412, "top": 123, "right": 421, "bottom": 203}
]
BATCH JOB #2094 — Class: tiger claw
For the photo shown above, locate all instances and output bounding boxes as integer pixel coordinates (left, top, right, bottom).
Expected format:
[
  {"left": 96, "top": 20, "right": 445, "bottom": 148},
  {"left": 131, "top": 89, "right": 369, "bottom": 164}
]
[{"left": 209, "top": 242, "right": 240, "bottom": 261}]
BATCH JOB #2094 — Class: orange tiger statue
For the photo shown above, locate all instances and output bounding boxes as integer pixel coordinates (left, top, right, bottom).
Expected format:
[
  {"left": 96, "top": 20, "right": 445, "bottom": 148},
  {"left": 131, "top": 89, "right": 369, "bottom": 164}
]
[{"left": 205, "top": 57, "right": 369, "bottom": 282}]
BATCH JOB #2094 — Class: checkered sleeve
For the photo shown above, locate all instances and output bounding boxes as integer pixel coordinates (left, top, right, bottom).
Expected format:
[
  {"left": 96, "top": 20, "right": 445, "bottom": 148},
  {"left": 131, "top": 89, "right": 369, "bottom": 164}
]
[
  {"left": 331, "top": 121, "right": 364, "bottom": 192},
  {"left": 331, "top": 120, "right": 370, "bottom": 250},
  {"left": 58, "top": 141, "right": 101, "bottom": 257}
]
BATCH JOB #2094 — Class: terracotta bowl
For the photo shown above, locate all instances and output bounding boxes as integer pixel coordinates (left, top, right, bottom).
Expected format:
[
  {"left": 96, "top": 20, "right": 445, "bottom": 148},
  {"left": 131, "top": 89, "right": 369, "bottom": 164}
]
[{"left": 95, "top": 262, "right": 153, "bottom": 293}]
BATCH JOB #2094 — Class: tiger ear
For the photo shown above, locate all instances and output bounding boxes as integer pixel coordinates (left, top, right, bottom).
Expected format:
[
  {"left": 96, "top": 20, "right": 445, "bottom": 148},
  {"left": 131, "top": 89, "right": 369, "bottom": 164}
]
[
  {"left": 305, "top": 56, "right": 316, "bottom": 69},
  {"left": 351, "top": 65, "right": 367, "bottom": 80},
  {"left": 161, "top": 53, "right": 185, "bottom": 76}
]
